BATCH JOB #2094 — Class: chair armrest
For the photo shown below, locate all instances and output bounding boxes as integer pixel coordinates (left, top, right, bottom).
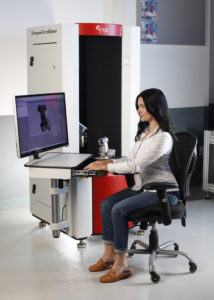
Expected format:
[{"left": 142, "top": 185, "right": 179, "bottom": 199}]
[
  {"left": 142, "top": 182, "right": 178, "bottom": 226},
  {"left": 142, "top": 181, "right": 178, "bottom": 191}
]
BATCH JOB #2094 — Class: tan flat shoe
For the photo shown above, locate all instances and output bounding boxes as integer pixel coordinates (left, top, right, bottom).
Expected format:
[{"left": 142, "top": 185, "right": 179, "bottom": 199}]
[
  {"left": 89, "top": 258, "right": 114, "bottom": 272},
  {"left": 99, "top": 268, "right": 132, "bottom": 283}
]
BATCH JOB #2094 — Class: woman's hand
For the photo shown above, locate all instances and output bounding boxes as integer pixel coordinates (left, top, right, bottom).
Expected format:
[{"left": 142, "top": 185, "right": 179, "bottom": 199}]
[{"left": 84, "top": 160, "right": 113, "bottom": 171}]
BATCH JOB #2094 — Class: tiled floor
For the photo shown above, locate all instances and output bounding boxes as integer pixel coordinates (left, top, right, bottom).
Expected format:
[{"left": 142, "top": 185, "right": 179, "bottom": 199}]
[{"left": 0, "top": 199, "right": 214, "bottom": 300}]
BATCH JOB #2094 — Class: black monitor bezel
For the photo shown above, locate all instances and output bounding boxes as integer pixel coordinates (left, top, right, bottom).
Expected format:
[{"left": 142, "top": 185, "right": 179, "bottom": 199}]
[{"left": 13, "top": 92, "right": 69, "bottom": 159}]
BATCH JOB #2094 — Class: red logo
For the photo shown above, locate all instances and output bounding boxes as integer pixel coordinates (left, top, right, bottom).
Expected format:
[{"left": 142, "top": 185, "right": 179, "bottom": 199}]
[
  {"left": 96, "top": 25, "right": 109, "bottom": 33},
  {"left": 78, "top": 23, "right": 122, "bottom": 37}
]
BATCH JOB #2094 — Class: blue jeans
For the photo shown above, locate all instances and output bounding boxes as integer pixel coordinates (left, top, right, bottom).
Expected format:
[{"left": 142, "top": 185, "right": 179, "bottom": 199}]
[{"left": 100, "top": 187, "right": 179, "bottom": 253}]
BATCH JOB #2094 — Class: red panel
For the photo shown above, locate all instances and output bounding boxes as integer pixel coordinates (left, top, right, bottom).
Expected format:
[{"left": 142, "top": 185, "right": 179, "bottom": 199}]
[
  {"left": 78, "top": 23, "right": 122, "bottom": 37},
  {"left": 92, "top": 173, "right": 133, "bottom": 234}
]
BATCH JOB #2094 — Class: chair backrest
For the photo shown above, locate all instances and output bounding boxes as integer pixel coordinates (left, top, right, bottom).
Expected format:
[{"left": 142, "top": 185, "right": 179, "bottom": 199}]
[{"left": 169, "top": 132, "right": 197, "bottom": 204}]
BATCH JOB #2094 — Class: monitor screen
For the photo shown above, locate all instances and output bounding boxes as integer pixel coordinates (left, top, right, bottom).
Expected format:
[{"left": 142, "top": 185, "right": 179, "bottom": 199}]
[{"left": 13, "top": 92, "right": 69, "bottom": 158}]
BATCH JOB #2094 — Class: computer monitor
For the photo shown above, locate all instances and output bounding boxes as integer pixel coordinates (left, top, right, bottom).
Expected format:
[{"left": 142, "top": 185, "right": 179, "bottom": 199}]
[{"left": 13, "top": 92, "right": 69, "bottom": 159}]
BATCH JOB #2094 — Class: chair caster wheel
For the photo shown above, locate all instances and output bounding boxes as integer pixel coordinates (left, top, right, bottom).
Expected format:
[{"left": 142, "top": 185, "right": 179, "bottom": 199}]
[
  {"left": 189, "top": 262, "right": 197, "bottom": 273},
  {"left": 150, "top": 271, "right": 161, "bottom": 283},
  {"left": 173, "top": 243, "right": 179, "bottom": 257},
  {"left": 128, "top": 244, "right": 136, "bottom": 257},
  {"left": 174, "top": 243, "right": 179, "bottom": 251}
]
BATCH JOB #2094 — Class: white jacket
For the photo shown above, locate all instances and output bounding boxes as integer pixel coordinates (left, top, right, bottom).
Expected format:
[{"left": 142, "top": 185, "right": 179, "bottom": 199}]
[{"left": 107, "top": 127, "right": 178, "bottom": 191}]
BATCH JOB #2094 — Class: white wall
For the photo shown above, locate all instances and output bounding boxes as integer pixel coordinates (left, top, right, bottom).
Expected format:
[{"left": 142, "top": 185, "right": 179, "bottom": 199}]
[
  {"left": 140, "top": 44, "right": 210, "bottom": 108},
  {"left": 0, "top": 116, "right": 29, "bottom": 208},
  {"left": 0, "top": 0, "right": 110, "bottom": 116},
  {"left": 110, "top": 0, "right": 137, "bottom": 26}
]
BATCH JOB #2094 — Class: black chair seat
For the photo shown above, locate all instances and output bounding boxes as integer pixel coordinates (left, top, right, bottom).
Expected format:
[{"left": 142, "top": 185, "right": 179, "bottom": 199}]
[{"left": 129, "top": 201, "right": 185, "bottom": 224}]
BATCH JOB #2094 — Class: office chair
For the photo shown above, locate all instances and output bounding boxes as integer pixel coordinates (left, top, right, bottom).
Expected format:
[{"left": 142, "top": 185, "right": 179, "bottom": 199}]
[{"left": 127, "top": 132, "right": 198, "bottom": 283}]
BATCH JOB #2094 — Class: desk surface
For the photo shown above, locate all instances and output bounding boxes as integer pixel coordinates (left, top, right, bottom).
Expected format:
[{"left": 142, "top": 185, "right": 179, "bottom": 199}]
[{"left": 25, "top": 152, "right": 93, "bottom": 169}]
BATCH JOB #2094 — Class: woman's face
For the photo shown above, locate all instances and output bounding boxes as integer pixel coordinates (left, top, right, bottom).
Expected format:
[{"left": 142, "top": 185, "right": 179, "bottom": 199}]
[{"left": 137, "top": 97, "right": 154, "bottom": 123}]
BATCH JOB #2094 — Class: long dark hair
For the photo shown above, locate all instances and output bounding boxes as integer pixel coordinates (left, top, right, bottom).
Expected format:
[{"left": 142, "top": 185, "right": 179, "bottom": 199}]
[{"left": 135, "top": 88, "right": 176, "bottom": 141}]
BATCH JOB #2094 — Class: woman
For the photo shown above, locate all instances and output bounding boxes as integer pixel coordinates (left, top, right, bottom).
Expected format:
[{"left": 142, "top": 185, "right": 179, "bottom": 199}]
[{"left": 84, "top": 88, "right": 179, "bottom": 283}]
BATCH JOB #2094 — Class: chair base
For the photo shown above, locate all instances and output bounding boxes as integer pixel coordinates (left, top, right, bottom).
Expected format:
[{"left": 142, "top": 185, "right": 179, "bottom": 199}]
[{"left": 128, "top": 224, "right": 197, "bottom": 283}]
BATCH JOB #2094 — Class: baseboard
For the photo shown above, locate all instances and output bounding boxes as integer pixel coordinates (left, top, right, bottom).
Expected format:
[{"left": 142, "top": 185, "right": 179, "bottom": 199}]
[{"left": 188, "top": 186, "right": 214, "bottom": 200}]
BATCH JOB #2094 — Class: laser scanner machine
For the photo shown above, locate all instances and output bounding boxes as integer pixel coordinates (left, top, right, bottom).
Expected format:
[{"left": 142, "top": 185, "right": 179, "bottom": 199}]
[{"left": 13, "top": 23, "right": 140, "bottom": 247}]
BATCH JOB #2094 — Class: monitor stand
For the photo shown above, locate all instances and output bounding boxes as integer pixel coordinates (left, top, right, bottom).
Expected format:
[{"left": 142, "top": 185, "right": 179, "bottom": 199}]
[{"left": 33, "top": 153, "right": 41, "bottom": 160}]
